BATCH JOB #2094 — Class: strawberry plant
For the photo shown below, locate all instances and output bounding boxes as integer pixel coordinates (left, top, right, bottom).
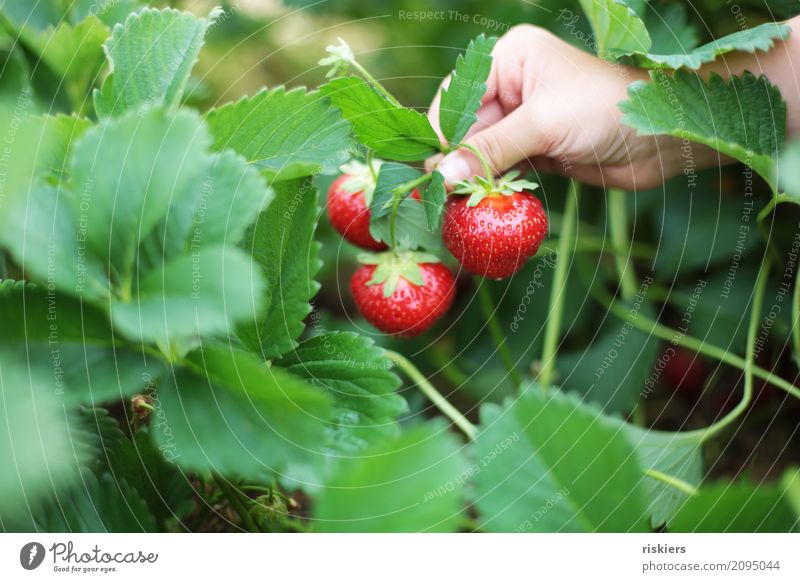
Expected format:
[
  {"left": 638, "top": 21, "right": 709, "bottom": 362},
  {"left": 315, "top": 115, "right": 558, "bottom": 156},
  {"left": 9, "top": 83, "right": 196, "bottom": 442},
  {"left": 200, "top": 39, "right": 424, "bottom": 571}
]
[{"left": 0, "top": 0, "right": 798, "bottom": 535}]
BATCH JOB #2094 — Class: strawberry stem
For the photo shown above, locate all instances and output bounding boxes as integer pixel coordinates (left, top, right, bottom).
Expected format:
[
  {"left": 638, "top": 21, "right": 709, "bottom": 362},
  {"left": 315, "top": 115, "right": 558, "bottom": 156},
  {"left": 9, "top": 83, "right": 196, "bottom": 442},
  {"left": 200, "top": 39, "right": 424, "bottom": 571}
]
[
  {"left": 366, "top": 150, "right": 378, "bottom": 182},
  {"left": 477, "top": 282, "right": 522, "bottom": 389},
  {"left": 538, "top": 180, "right": 581, "bottom": 392},
  {"left": 384, "top": 350, "right": 477, "bottom": 440},
  {"left": 387, "top": 172, "right": 433, "bottom": 250},
  {"left": 454, "top": 142, "right": 496, "bottom": 190}
]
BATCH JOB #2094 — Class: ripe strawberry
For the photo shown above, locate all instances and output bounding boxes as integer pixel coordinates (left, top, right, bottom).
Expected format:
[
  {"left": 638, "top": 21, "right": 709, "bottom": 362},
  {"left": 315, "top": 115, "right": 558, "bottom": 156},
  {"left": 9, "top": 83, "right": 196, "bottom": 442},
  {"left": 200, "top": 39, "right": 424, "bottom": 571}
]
[
  {"left": 327, "top": 160, "right": 419, "bottom": 251},
  {"left": 441, "top": 172, "right": 547, "bottom": 279},
  {"left": 350, "top": 252, "right": 455, "bottom": 337}
]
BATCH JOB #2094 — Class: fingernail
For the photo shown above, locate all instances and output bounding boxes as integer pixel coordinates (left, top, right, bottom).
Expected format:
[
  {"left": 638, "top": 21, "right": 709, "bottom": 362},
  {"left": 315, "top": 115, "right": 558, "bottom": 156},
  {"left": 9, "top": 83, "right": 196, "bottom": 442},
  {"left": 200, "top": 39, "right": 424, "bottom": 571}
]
[{"left": 438, "top": 153, "right": 471, "bottom": 185}]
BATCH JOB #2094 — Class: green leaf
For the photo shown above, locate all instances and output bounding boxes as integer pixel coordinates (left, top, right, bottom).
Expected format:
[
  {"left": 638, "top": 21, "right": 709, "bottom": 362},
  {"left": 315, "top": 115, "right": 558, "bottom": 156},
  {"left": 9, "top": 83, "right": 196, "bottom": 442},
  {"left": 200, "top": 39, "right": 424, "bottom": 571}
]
[
  {"left": 473, "top": 389, "right": 650, "bottom": 532},
  {"left": 370, "top": 195, "right": 442, "bottom": 252},
  {"left": 205, "top": 86, "right": 353, "bottom": 182},
  {"left": 69, "top": 107, "right": 210, "bottom": 276},
  {"left": 423, "top": 170, "right": 446, "bottom": 230},
  {"left": 0, "top": 0, "right": 65, "bottom": 30},
  {"left": 24, "top": 16, "right": 109, "bottom": 100},
  {"left": 644, "top": 3, "right": 699, "bottom": 55},
  {"left": 670, "top": 476, "right": 799, "bottom": 532},
  {"left": 578, "top": 0, "right": 651, "bottom": 59},
  {"left": 0, "top": 281, "right": 164, "bottom": 405},
  {"left": 313, "top": 422, "right": 467, "bottom": 532},
  {"left": 111, "top": 245, "right": 265, "bottom": 344},
  {"left": 94, "top": 7, "right": 219, "bottom": 116},
  {"left": 0, "top": 345, "right": 92, "bottom": 521},
  {"left": 0, "top": 282, "right": 112, "bottom": 343},
  {"left": 138, "top": 149, "right": 272, "bottom": 269},
  {"left": 620, "top": 71, "right": 786, "bottom": 189},
  {"left": 439, "top": 34, "right": 496, "bottom": 145},
  {"left": 238, "top": 178, "right": 322, "bottom": 360},
  {"left": 108, "top": 427, "right": 195, "bottom": 524},
  {"left": 32, "top": 471, "right": 157, "bottom": 532},
  {"left": 556, "top": 302, "right": 660, "bottom": 413},
  {"left": 638, "top": 22, "right": 790, "bottom": 70},
  {"left": 321, "top": 76, "right": 441, "bottom": 162},
  {"left": 369, "top": 161, "right": 420, "bottom": 219},
  {"left": 29, "top": 114, "right": 93, "bottom": 181},
  {"left": 276, "top": 331, "right": 406, "bottom": 454},
  {"left": 0, "top": 182, "right": 109, "bottom": 301},
  {"left": 70, "top": 0, "right": 143, "bottom": 27},
  {"left": 151, "top": 345, "right": 332, "bottom": 479},
  {"left": 625, "top": 426, "right": 703, "bottom": 527}
]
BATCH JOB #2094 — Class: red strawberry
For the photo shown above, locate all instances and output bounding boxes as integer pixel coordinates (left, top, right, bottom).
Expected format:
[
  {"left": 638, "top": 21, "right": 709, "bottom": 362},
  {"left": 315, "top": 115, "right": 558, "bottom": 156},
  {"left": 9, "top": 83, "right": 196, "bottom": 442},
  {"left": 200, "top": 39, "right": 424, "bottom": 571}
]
[
  {"left": 327, "top": 161, "right": 420, "bottom": 251},
  {"left": 328, "top": 174, "right": 386, "bottom": 251},
  {"left": 441, "top": 172, "right": 547, "bottom": 279},
  {"left": 350, "top": 252, "right": 455, "bottom": 337}
]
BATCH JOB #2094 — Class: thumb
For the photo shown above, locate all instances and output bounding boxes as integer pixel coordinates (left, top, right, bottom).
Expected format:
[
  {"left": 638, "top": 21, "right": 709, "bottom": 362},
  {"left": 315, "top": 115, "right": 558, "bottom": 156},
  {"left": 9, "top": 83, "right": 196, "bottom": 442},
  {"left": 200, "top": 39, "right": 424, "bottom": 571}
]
[{"left": 437, "top": 105, "right": 545, "bottom": 186}]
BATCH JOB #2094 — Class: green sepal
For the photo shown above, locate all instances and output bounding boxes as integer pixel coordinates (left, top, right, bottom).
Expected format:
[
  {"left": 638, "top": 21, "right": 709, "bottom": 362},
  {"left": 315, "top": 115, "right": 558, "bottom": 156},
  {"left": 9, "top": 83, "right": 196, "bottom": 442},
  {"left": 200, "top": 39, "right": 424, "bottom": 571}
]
[
  {"left": 338, "top": 158, "right": 382, "bottom": 206},
  {"left": 357, "top": 250, "right": 440, "bottom": 297},
  {"left": 452, "top": 170, "right": 540, "bottom": 207}
]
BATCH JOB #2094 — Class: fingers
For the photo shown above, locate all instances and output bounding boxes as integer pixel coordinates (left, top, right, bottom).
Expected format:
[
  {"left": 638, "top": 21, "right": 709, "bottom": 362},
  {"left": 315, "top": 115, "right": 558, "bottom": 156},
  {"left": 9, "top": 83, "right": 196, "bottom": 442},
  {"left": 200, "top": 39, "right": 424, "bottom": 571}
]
[{"left": 436, "top": 104, "right": 548, "bottom": 185}]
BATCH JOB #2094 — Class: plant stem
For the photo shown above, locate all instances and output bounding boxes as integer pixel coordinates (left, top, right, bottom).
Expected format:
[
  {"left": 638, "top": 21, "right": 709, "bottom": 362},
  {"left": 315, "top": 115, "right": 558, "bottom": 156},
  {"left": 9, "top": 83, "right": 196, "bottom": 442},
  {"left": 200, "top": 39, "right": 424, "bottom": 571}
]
[
  {"left": 387, "top": 173, "right": 433, "bottom": 250},
  {"left": 608, "top": 188, "right": 637, "bottom": 299},
  {"left": 538, "top": 180, "right": 581, "bottom": 391},
  {"left": 588, "top": 259, "right": 800, "bottom": 403},
  {"left": 694, "top": 256, "right": 770, "bottom": 441},
  {"left": 350, "top": 60, "right": 404, "bottom": 108},
  {"left": 455, "top": 142, "right": 496, "bottom": 189},
  {"left": 212, "top": 473, "right": 260, "bottom": 532},
  {"left": 477, "top": 281, "right": 522, "bottom": 389},
  {"left": 384, "top": 350, "right": 477, "bottom": 440},
  {"left": 644, "top": 468, "right": 698, "bottom": 497},
  {"left": 366, "top": 149, "right": 377, "bottom": 181}
]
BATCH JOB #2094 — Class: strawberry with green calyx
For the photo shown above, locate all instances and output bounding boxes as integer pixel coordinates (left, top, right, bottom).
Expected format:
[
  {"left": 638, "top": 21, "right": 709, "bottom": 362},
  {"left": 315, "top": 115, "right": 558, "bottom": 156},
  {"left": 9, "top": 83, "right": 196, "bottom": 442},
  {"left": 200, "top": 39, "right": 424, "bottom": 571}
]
[
  {"left": 328, "top": 159, "right": 422, "bottom": 251},
  {"left": 442, "top": 170, "right": 547, "bottom": 279},
  {"left": 350, "top": 250, "right": 455, "bottom": 337},
  {"left": 327, "top": 159, "right": 387, "bottom": 250}
]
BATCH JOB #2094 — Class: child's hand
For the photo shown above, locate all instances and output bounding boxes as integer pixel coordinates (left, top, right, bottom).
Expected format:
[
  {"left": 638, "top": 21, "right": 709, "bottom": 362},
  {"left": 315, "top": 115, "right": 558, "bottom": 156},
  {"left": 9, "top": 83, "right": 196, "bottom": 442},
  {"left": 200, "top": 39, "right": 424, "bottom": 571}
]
[{"left": 427, "top": 25, "right": 723, "bottom": 190}]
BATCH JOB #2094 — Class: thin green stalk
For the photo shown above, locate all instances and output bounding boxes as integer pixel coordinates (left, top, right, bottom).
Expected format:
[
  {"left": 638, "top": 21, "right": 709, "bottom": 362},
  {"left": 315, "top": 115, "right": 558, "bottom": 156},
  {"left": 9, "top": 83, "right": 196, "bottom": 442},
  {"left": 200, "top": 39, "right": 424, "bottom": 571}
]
[
  {"left": 455, "top": 142, "right": 496, "bottom": 189},
  {"left": 477, "top": 282, "right": 522, "bottom": 388},
  {"left": 384, "top": 350, "right": 477, "bottom": 440},
  {"left": 608, "top": 188, "right": 637, "bottom": 299},
  {"left": 538, "top": 180, "right": 581, "bottom": 391},
  {"left": 693, "top": 257, "right": 770, "bottom": 441},
  {"left": 589, "top": 260, "right": 800, "bottom": 402},
  {"left": 644, "top": 469, "right": 698, "bottom": 497},
  {"left": 366, "top": 149, "right": 377, "bottom": 181},
  {"left": 213, "top": 473, "right": 260, "bottom": 532}
]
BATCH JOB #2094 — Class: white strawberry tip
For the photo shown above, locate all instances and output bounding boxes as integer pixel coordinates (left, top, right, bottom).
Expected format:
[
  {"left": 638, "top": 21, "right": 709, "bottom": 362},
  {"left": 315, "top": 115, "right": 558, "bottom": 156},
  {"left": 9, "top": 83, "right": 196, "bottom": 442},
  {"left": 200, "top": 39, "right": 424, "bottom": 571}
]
[
  {"left": 357, "top": 250, "right": 440, "bottom": 297},
  {"left": 452, "top": 170, "right": 540, "bottom": 207}
]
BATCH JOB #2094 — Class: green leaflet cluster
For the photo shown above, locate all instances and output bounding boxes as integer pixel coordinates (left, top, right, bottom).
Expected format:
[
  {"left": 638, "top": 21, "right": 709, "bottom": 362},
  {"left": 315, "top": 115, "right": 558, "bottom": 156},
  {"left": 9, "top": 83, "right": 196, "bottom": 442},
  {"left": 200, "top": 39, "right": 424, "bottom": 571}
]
[
  {"left": 0, "top": 4, "right": 410, "bottom": 531},
  {"left": 579, "top": 0, "right": 789, "bottom": 189}
]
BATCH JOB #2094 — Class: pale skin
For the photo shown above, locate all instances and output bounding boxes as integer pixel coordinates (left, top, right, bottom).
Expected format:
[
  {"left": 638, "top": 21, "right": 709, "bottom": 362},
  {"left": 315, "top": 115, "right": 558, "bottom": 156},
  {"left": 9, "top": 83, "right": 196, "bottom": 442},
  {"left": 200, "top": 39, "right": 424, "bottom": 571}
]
[{"left": 428, "top": 17, "right": 800, "bottom": 191}]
